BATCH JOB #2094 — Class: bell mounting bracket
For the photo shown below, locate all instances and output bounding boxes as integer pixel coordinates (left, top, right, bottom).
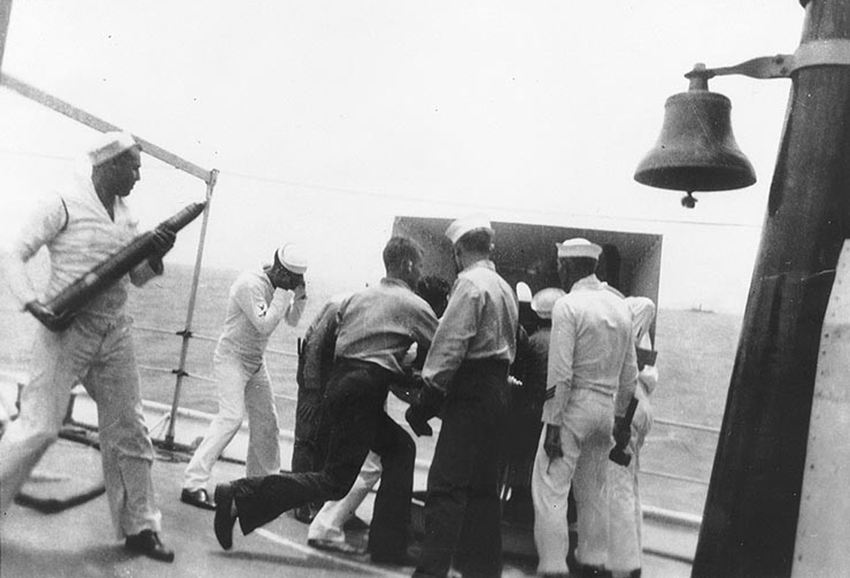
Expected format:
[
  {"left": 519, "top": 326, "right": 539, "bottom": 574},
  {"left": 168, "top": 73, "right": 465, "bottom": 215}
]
[{"left": 684, "top": 39, "right": 850, "bottom": 85}]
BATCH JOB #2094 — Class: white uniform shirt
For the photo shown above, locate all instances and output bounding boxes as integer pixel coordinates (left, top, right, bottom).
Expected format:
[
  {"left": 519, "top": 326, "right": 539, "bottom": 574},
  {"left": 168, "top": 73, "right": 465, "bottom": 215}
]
[
  {"left": 216, "top": 270, "right": 306, "bottom": 363},
  {"left": 542, "top": 274, "right": 638, "bottom": 425},
  {"left": 2, "top": 172, "right": 158, "bottom": 316}
]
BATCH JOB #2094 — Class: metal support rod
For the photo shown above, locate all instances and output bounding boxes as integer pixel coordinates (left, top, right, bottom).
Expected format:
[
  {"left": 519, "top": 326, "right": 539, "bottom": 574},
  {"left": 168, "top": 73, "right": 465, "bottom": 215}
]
[
  {"left": 0, "top": 0, "right": 12, "bottom": 73},
  {"left": 0, "top": 72, "right": 214, "bottom": 183},
  {"left": 163, "top": 169, "right": 218, "bottom": 449}
]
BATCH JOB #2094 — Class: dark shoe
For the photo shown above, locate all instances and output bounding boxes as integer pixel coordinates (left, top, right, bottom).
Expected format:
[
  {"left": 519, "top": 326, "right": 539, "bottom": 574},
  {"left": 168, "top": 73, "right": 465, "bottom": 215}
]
[
  {"left": 370, "top": 549, "right": 418, "bottom": 567},
  {"left": 125, "top": 530, "right": 175, "bottom": 563},
  {"left": 294, "top": 503, "right": 316, "bottom": 524},
  {"left": 307, "top": 538, "right": 365, "bottom": 555},
  {"left": 213, "top": 483, "right": 237, "bottom": 550},
  {"left": 181, "top": 488, "right": 216, "bottom": 511},
  {"left": 575, "top": 564, "right": 612, "bottom": 578}
]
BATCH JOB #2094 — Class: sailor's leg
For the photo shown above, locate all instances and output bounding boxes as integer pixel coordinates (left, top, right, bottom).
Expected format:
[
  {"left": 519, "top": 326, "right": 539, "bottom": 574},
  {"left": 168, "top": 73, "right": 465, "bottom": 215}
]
[
  {"left": 532, "top": 428, "right": 577, "bottom": 576},
  {"left": 232, "top": 362, "right": 380, "bottom": 535},
  {"left": 0, "top": 323, "right": 91, "bottom": 516},
  {"left": 85, "top": 317, "right": 160, "bottom": 538},
  {"left": 244, "top": 362, "right": 280, "bottom": 477},
  {"left": 607, "top": 437, "right": 642, "bottom": 574},
  {"left": 309, "top": 451, "right": 382, "bottom": 544},
  {"left": 572, "top": 400, "right": 614, "bottom": 569},
  {"left": 367, "top": 413, "right": 415, "bottom": 559},
  {"left": 183, "top": 354, "right": 248, "bottom": 490}
]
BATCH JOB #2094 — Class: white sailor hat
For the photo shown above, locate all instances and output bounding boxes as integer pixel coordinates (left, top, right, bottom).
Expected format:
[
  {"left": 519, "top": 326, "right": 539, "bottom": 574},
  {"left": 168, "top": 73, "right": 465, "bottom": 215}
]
[
  {"left": 275, "top": 243, "right": 309, "bottom": 274},
  {"left": 531, "top": 287, "right": 567, "bottom": 319},
  {"left": 87, "top": 131, "right": 139, "bottom": 166},
  {"left": 556, "top": 237, "right": 602, "bottom": 260},
  {"left": 516, "top": 282, "right": 533, "bottom": 304},
  {"left": 445, "top": 215, "right": 493, "bottom": 245}
]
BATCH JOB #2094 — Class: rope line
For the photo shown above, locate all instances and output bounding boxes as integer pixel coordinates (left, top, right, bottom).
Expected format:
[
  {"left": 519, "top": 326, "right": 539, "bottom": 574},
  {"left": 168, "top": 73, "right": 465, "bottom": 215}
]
[
  {"left": 654, "top": 417, "right": 721, "bottom": 434},
  {"left": 639, "top": 468, "right": 709, "bottom": 486},
  {"left": 0, "top": 146, "right": 762, "bottom": 230}
]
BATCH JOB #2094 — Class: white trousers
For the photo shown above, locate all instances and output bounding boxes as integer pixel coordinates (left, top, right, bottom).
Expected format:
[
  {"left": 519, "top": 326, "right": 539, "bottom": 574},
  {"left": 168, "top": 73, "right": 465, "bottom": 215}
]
[
  {"left": 0, "top": 314, "right": 161, "bottom": 538},
  {"left": 182, "top": 350, "right": 280, "bottom": 490},
  {"left": 607, "top": 398, "right": 652, "bottom": 572},
  {"left": 308, "top": 451, "right": 383, "bottom": 543},
  {"left": 532, "top": 389, "right": 614, "bottom": 575}
]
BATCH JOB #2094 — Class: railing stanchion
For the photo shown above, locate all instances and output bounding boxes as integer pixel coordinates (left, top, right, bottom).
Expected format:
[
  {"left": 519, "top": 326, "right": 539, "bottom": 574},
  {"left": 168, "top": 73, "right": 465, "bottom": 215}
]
[{"left": 163, "top": 169, "right": 218, "bottom": 450}]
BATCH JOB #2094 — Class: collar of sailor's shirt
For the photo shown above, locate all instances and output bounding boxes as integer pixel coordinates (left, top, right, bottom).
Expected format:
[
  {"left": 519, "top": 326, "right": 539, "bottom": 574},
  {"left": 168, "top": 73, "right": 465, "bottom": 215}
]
[
  {"left": 462, "top": 259, "right": 495, "bottom": 273},
  {"left": 380, "top": 276, "right": 414, "bottom": 291},
  {"left": 571, "top": 274, "right": 602, "bottom": 292}
]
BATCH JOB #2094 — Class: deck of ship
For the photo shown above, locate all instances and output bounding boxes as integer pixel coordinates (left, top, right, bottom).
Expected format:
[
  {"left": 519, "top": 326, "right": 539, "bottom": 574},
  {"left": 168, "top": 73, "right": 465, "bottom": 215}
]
[{"left": 0, "top": 376, "right": 695, "bottom": 578}]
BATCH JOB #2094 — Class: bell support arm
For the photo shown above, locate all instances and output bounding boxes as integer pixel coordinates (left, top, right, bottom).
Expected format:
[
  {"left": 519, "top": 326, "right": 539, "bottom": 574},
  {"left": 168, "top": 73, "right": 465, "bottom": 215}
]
[{"left": 685, "top": 39, "right": 850, "bottom": 83}]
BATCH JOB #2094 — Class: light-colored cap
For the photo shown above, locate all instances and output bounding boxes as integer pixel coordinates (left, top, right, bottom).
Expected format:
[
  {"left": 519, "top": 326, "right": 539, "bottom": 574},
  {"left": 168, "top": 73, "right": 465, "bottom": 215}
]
[
  {"left": 516, "top": 282, "right": 532, "bottom": 303},
  {"left": 87, "top": 131, "right": 138, "bottom": 166},
  {"left": 445, "top": 214, "right": 493, "bottom": 245},
  {"left": 531, "top": 287, "right": 567, "bottom": 319},
  {"left": 556, "top": 237, "right": 602, "bottom": 260},
  {"left": 275, "top": 243, "right": 309, "bottom": 274}
]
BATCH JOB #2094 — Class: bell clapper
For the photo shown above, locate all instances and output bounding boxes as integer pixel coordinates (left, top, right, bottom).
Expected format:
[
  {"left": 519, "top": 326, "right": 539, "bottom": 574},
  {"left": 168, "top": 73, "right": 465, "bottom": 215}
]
[{"left": 681, "top": 191, "right": 697, "bottom": 208}]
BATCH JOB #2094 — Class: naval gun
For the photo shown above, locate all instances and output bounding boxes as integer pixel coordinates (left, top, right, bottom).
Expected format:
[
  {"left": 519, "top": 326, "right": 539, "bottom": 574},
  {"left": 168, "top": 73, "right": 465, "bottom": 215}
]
[
  {"left": 29, "top": 201, "right": 206, "bottom": 330},
  {"left": 392, "top": 215, "right": 663, "bottom": 558}
]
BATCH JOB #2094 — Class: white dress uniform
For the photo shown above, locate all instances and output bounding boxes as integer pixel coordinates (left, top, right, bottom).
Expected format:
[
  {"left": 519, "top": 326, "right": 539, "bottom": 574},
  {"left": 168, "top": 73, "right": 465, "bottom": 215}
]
[
  {"left": 0, "top": 172, "right": 164, "bottom": 537},
  {"left": 531, "top": 273, "right": 637, "bottom": 575},
  {"left": 607, "top": 297, "right": 658, "bottom": 574},
  {"left": 183, "top": 268, "right": 306, "bottom": 491}
]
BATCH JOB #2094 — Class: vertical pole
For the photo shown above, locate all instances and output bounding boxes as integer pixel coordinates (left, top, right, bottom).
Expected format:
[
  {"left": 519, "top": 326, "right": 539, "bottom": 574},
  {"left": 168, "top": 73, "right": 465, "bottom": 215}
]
[
  {"left": 163, "top": 169, "right": 218, "bottom": 449},
  {"left": 0, "top": 0, "right": 12, "bottom": 72},
  {"left": 691, "top": 1, "right": 850, "bottom": 577}
]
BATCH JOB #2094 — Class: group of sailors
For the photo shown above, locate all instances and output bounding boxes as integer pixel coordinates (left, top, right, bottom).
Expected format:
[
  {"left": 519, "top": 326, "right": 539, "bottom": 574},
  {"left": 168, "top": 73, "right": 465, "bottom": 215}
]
[{"left": 0, "top": 132, "right": 659, "bottom": 578}]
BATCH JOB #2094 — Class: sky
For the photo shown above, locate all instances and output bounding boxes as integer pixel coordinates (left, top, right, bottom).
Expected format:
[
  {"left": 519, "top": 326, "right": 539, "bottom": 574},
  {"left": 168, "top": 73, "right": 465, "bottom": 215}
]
[{"left": 0, "top": 1, "right": 806, "bottom": 313}]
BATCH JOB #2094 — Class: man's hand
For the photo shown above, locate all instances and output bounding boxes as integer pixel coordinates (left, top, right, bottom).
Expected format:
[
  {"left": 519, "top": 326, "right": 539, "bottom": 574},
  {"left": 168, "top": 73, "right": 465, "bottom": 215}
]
[
  {"left": 292, "top": 278, "right": 307, "bottom": 300},
  {"left": 543, "top": 424, "right": 563, "bottom": 460},
  {"left": 25, "top": 301, "right": 75, "bottom": 332},
  {"left": 405, "top": 406, "right": 433, "bottom": 437},
  {"left": 613, "top": 416, "right": 631, "bottom": 449},
  {"left": 150, "top": 227, "right": 176, "bottom": 259},
  {"left": 390, "top": 371, "right": 423, "bottom": 405},
  {"left": 277, "top": 269, "right": 306, "bottom": 295},
  {"left": 404, "top": 381, "right": 445, "bottom": 437}
]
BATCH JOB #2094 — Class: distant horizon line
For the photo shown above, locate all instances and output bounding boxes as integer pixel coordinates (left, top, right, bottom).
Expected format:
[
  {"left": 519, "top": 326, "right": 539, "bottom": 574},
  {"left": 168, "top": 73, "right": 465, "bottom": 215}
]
[{"left": 161, "top": 261, "right": 744, "bottom": 317}]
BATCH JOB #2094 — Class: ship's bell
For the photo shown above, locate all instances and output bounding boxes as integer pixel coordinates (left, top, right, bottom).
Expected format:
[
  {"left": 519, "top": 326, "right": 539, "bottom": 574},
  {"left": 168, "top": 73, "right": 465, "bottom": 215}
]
[{"left": 634, "top": 69, "right": 756, "bottom": 207}]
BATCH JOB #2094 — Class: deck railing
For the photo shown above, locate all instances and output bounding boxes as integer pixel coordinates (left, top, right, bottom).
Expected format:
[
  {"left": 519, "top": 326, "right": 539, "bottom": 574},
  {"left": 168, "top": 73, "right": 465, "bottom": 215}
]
[
  {"left": 129, "top": 324, "right": 717, "bottom": 520},
  {"left": 0, "top": 321, "right": 708, "bottom": 566}
]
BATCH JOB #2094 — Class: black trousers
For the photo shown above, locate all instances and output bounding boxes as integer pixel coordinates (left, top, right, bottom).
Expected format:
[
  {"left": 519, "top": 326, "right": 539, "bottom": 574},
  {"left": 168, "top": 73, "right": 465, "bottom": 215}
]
[
  {"left": 231, "top": 358, "right": 415, "bottom": 558},
  {"left": 291, "top": 388, "right": 329, "bottom": 474},
  {"left": 414, "top": 360, "right": 511, "bottom": 578}
]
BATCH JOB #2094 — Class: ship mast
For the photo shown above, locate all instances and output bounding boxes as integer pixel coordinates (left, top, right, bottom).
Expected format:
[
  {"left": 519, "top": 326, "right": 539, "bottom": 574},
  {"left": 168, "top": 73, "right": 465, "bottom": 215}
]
[{"left": 692, "top": 1, "right": 850, "bottom": 577}]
